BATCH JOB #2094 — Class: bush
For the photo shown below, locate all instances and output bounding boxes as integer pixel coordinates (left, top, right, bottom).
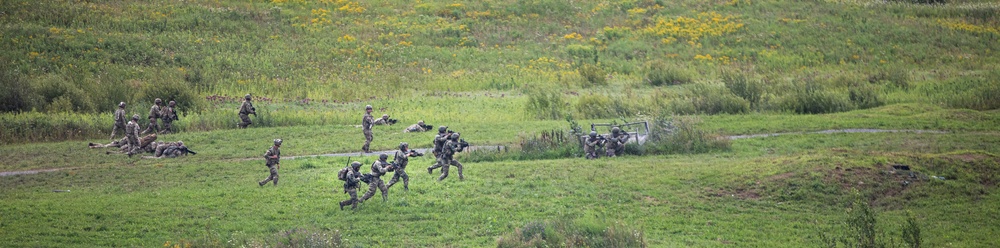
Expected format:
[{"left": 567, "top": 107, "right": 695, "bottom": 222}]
[
  {"left": 933, "top": 71, "right": 1000, "bottom": 111},
  {"left": 645, "top": 115, "right": 730, "bottom": 154},
  {"left": 137, "top": 79, "right": 206, "bottom": 114},
  {"left": 0, "top": 63, "right": 38, "bottom": 112},
  {"left": 524, "top": 86, "right": 567, "bottom": 120},
  {"left": 868, "top": 66, "right": 910, "bottom": 90},
  {"left": 645, "top": 60, "right": 694, "bottom": 86},
  {"left": 497, "top": 220, "right": 646, "bottom": 248},
  {"left": 779, "top": 79, "right": 853, "bottom": 114},
  {"left": 849, "top": 83, "right": 885, "bottom": 110},
  {"left": 33, "top": 74, "right": 96, "bottom": 113},
  {"left": 575, "top": 93, "right": 613, "bottom": 119},
  {"left": 577, "top": 63, "right": 608, "bottom": 87},
  {"left": 818, "top": 193, "right": 923, "bottom": 248},
  {"left": 684, "top": 84, "right": 750, "bottom": 115},
  {"left": 721, "top": 68, "right": 765, "bottom": 109}
]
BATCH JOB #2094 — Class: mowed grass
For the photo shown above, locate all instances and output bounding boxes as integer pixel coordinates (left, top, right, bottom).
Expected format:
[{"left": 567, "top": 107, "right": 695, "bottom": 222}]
[{"left": 2, "top": 131, "right": 999, "bottom": 247}]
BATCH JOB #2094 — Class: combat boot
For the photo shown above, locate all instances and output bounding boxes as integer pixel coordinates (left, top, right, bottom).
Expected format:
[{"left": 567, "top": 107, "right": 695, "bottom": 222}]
[
  {"left": 339, "top": 201, "right": 345, "bottom": 210},
  {"left": 427, "top": 167, "right": 433, "bottom": 174}
]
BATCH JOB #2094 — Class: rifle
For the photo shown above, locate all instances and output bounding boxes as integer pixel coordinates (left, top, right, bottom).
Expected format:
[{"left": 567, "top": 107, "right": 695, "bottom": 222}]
[
  {"left": 178, "top": 146, "right": 197, "bottom": 155},
  {"left": 387, "top": 118, "right": 398, "bottom": 125},
  {"left": 408, "top": 149, "right": 424, "bottom": 157},
  {"left": 419, "top": 123, "right": 433, "bottom": 130},
  {"left": 360, "top": 173, "right": 373, "bottom": 184},
  {"left": 250, "top": 106, "right": 257, "bottom": 117}
]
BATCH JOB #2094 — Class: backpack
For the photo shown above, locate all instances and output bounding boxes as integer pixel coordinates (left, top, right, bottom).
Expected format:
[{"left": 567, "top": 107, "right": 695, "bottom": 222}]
[{"left": 337, "top": 167, "right": 350, "bottom": 181}]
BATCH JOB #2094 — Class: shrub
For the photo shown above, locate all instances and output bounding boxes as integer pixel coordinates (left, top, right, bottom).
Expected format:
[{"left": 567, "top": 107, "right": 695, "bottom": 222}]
[
  {"left": 577, "top": 63, "right": 608, "bottom": 87},
  {"left": 849, "top": 83, "right": 885, "bottom": 109},
  {"left": 575, "top": 93, "right": 613, "bottom": 118},
  {"left": 721, "top": 68, "right": 765, "bottom": 109},
  {"left": 779, "top": 79, "right": 853, "bottom": 114},
  {"left": 33, "top": 74, "right": 96, "bottom": 113},
  {"left": 645, "top": 60, "right": 693, "bottom": 86},
  {"left": 137, "top": 79, "right": 206, "bottom": 114},
  {"left": 818, "top": 193, "right": 923, "bottom": 248},
  {"left": 685, "top": 84, "right": 750, "bottom": 114},
  {"left": 566, "top": 44, "right": 599, "bottom": 64},
  {"left": 868, "top": 66, "right": 910, "bottom": 90},
  {"left": 524, "top": 86, "right": 567, "bottom": 120},
  {"left": 645, "top": 115, "right": 730, "bottom": 154},
  {"left": 0, "top": 63, "right": 38, "bottom": 112}
]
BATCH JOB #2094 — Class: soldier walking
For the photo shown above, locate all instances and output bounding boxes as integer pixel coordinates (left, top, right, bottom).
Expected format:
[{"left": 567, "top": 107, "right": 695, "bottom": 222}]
[
  {"left": 360, "top": 154, "right": 392, "bottom": 202},
  {"left": 339, "top": 161, "right": 363, "bottom": 210},
  {"left": 141, "top": 98, "right": 162, "bottom": 135},
  {"left": 238, "top": 94, "right": 256, "bottom": 128},
  {"left": 427, "top": 126, "right": 449, "bottom": 174},
  {"left": 160, "top": 100, "right": 178, "bottom": 134},
  {"left": 125, "top": 114, "right": 141, "bottom": 156},
  {"left": 361, "top": 105, "right": 374, "bottom": 153},
  {"left": 258, "top": 139, "right": 282, "bottom": 186},
  {"left": 388, "top": 142, "right": 421, "bottom": 191},
  {"left": 110, "top": 102, "right": 127, "bottom": 140}
]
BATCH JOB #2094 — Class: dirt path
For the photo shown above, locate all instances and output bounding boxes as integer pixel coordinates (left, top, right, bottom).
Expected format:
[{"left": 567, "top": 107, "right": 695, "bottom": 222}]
[{"left": 0, "top": 129, "right": 949, "bottom": 177}]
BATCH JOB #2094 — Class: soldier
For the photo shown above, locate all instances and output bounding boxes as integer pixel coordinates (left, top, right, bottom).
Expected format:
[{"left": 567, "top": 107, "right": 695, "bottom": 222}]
[
  {"left": 125, "top": 114, "right": 141, "bottom": 156},
  {"left": 437, "top": 133, "right": 465, "bottom": 181},
  {"left": 373, "top": 114, "right": 395, "bottom": 125},
  {"left": 427, "top": 126, "right": 449, "bottom": 174},
  {"left": 607, "top": 127, "right": 630, "bottom": 157},
  {"left": 141, "top": 98, "right": 162, "bottom": 135},
  {"left": 156, "top": 141, "right": 195, "bottom": 158},
  {"left": 258, "top": 139, "right": 282, "bottom": 186},
  {"left": 361, "top": 105, "right": 374, "bottom": 153},
  {"left": 110, "top": 102, "right": 127, "bottom": 140},
  {"left": 361, "top": 153, "right": 392, "bottom": 202},
  {"left": 584, "top": 131, "right": 603, "bottom": 159},
  {"left": 403, "top": 120, "right": 430, "bottom": 133},
  {"left": 160, "top": 100, "right": 179, "bottom": 134},
  {"left": 388, "top": 142, "right": 421, "bottom": 191},
  {"left": 238, "top": 94, "right": 256, "bottom": 128},
  {"left": 339, "top": 161, "right": 363, "bottom": 210}
]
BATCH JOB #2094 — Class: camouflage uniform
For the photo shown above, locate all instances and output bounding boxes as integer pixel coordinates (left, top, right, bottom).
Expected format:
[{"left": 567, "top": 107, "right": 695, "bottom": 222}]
[
  {"left": 156, "top": 141, "right": 188, "bottom": 158},
  {"left": 339, "top": 162, "right": 363, "bottom": 210},
  {"left": 609, "top": 127, "right": 629, "bottom": 156},
  {"left": 427, "top": 127, "right": 449, "bottom": 173},
  {"left": 436, "top": 133, "right": 464, "bottom": 181},
  {"left": 404, "top": 121, "right": 429, "bottom": 133},
  {"left": 160, "top": 101, "right": 178, "bottom": 134},
  {"left": 238, "top": 95, "right": 255, "bottom": 129},
  {"left": 258, "top": 139, "right": 281, "bottom": 186},
  {"left": 388, "top": 143, "right": 420, "bottom": 190},
  {"left": 584, "top": 131, "right": 602, "bottom": 159},
  {"left": 141, "top": 99, "right": 161, "bottom": 135},
  {"left": 125, "top": 115, "right": 141, "bottom": 155},
  {"left": 372, "top": 114, "right": 391, "bottom": 125},
  {"left": 361, "top": 105, "right": 374, "bottom": 153},
  {"left": 361, "top": 155, "right": 391, "bottom": 202},
  {"left": 110, "top": 103, "right": 127, "bottom": 140}
]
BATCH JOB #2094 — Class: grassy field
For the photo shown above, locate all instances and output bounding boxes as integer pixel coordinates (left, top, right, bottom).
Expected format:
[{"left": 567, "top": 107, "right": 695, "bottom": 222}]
[{"left": 2, "top": 0, "right": 1000, "bottom": 247}]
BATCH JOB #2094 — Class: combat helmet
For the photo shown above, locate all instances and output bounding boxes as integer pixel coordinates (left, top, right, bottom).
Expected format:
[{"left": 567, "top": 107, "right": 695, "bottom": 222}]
[
  {"left": 438, "top": 126, "right": 448, "bottom": 133},
  {"left": 589, "top": 131, "right": 597, "bottom": 137},
  {"left": 132, "top": 114, "right": 140, "bottom": 121},
  {"left": 381, "top": 114, "right": 389, "bottom": 119},
  {"left": 612, "top": 126, "right": 621, "bottom": 134},
  {"left": 379, "top": 153, "right": 389, "bottom": 161},
  {"left": 245, "top": 94, "right": 252, "bottom": 100},
  {"left": 119, "top": 102, "right": 126, "bottom": 108},
  {"left": 417, "top": 120, "right": 424, "bottom": 125},
  {"left": 351, "top": 161, "right": 362, "bottom": 168},
  {"left": 399, "top": 142, "right": 409, "bottom": 150},
  {"left": 450, "top": 133, "right": 460, "bottom": 140},
  {"left": 168, "top": 100, "right": 176, "bottom": 106},
  {"left": 154, "top": 98, "right": 162, "bottom": 104},
  {"left": 365, "top": 105, "right": 373, "bottom": 110},
  {"left": 273, "top": 139, "right": 283, "bottom": 146}
]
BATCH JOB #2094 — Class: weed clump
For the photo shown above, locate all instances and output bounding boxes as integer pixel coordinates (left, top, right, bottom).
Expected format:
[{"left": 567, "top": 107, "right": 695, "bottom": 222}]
[
  {"left": 577, "top": 63, "right": 608, "bottom": 87},
  {"left": 645, "top": 60, "right": 694, "bottom": 86},
  {"left": 818, "top": 193, "right": 923, "bottom": 248},
  {"left": 644, "top": 115, "right": 730, "bottom": 154},
  {"left": 721, "top": 68, "right": 766, "bottom": 109},
  {"left": 779, "top": 79, "right": 853, "bottom": 114},
  {"left": 524, "top": 86, "right": 568, "bottom": 120},
  {"left": 497, "top": 220, "right": 646, "bottom": 248}
]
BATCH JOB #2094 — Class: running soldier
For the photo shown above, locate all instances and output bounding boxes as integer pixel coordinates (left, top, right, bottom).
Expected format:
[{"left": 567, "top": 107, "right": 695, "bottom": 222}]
[
  {"left": 125, "top": 114, "right": 141, "bottom": 156},
  {"left": 361, "top": 154, "right": 392, "bottom": 202},
  {"left": 438, "top": 133, "right": 465, "bottom": 181},
  {"left": 258, "top": 139, "right": 282, "bottom": 186},
  {"left": 238, "top": 94, "right": 256, "bottom": 128},
  {"left": 110, "top": 102, "right": 127, "bottom": 140},
  {"left": 141, "top": 98, "right": 162, "bottom": 135},
  {"left": 361, "top": 105, "right": 374, "bottom": 153},
  {"left": 427, "top": 126, "right": 449, "bottom": 174},
  {"left": 584, "top": 131, "right": 603, "bottom": 159},
  {"left": 403, "top": 120, "right": 431, "bottom": 133},
  {"left": 160, "top": 101, "right": 178, "bottom": 134},
  {"left": 338, "top": 161, "right": 363, "bottom": 210},
  {"left": 388, "top": 142, "right": 422, "bottom": 191}
]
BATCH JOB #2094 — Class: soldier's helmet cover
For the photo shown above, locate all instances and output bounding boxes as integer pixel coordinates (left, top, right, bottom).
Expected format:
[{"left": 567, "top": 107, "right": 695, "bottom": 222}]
[
  {"left": 589, "top": 131, "right": 597, "bottom": 137},
  {"left": 177, "top": 141, "right": 184, "bottom": 146},
  {"left": 168, "top": 100, "right": 176, "bottom": 106},
  {"left": 450, "top": 133, "right": 460, "bottom": 140},
  {"left": 379, "top": 153, "right": 388, "bottom": 160},
  {"left": 154, "top": 98, "right": 162, "bottom": 104},
  {"left": 132, "top": 114, "right": 140, "bottom": 120},
  {"left": 612, "top": 127, "right": 621, "bottom": 133},
  {"left": 438, "top": 126, "right": 448, "bottom": 133},
  {"left": 351, "top": 161, "right": 362, "bottom": 168},
  {"left": 382, "top": 114, "right": 388, "bottom": 118},
  {"left": 399, "top": 142, "right": 408, "bottom": 150},
  {"left": 365, "top": 105, "right": 373, "bottom": 110},
  {"left": 119, "top": 102, "right": 126, "bottom": 108},
  {"left": 245, "top": 94, "right": 252, "bottom": 100},
  {"left": 418, "top": 120, "right": 424, "bottom": 125},
  {"left": 273, "top": 139, "right": 282, "bottom": 146}
]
